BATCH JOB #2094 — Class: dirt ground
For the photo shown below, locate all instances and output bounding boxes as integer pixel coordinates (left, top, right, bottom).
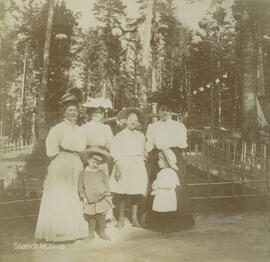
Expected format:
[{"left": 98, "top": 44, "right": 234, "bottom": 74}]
[{"left": 1, "top": 203, "right": 270, "bottom": 262}]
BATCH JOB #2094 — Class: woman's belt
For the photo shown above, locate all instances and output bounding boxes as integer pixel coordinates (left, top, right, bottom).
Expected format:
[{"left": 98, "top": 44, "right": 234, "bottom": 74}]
[{"left": 59, "top": 146, "right": 79, "bottom": 154}]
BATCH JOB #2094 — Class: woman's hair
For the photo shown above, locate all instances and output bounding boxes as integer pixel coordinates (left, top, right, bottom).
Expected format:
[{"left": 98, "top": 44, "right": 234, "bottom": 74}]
[
  {"left": 126, "top": 111, "right": 138, "bottom": 120},
  {"left": 157, "top": 103, "right": 173, "bottom": 112},
  {"left": 60, "top": 101, "right": 79, "bottom": 116},
  {"left": 86, "top": 107, "right": 105, "bottom": 116}
]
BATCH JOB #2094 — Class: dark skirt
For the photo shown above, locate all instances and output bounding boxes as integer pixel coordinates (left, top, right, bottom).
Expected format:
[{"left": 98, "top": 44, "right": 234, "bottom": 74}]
[{"left": 143, "top": 147, "right": 195, "bottom": 231}]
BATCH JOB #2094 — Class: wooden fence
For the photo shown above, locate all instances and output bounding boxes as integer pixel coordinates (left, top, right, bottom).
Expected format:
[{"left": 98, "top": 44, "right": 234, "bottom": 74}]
[
  {"left": 0, "top": 137, "right": 33, "bottom": 155},
  {"left": 0, "top": 128, "right": 269, "bottom": 220},
  {"left": 185, "top": 128, "right": 270, "bottom": 199}
]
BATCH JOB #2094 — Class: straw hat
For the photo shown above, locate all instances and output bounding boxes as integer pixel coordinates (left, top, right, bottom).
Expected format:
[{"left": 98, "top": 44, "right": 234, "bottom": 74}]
[
  {"left": 116, "top": 107, "right": 146, "bottom": 126},
  {"left": 80, "top": 147, "right": 111, "bottom": 165},
  {"left": 160, "top": 149, "right": 179, "bottom": 171},
  {"left": 82, "top": 97, "right": 112, "bottom": 109}
]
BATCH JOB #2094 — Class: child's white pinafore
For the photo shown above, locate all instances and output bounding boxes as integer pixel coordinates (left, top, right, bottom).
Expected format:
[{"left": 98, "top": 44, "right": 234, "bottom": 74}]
[{"left": 152, "top": 168, "right": 180, "bottom": 212}]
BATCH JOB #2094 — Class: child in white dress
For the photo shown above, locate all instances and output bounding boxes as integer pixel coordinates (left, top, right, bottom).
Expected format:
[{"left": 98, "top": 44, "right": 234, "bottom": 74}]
[
  {"left": 151, "top": 149, "right": 180, "bottom": 232},
  {"left": 109, "top": 108, "right": 148, "bottom": 229}
]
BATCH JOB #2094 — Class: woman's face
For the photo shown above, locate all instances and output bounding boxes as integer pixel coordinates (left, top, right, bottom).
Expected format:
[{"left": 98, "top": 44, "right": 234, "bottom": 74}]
[
  {"left": 158, "top": 105, "right": 172, "bottom": 121},
  {"left": 64, "top": 105, "right": 78, "bottom": 123},
  {"left": 126, "top": 113, "right": 139, "bottom": 130},
  {"left": 91, "top": 108, "right": 104, "bottom": 122}
]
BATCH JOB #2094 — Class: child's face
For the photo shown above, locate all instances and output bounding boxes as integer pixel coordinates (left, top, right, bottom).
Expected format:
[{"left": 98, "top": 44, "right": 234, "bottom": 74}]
[
  {"left": 126, "top": 113, "right": 139, "bottom": 130},
  {"left": 158, "top": 153, "right": 169, "bottom": 169},
  {"left": 158, "top": 154, "right": 165, "bottom": 169},
  {"left": 87, "top": 156, "right": 102, "bottom": 169}
]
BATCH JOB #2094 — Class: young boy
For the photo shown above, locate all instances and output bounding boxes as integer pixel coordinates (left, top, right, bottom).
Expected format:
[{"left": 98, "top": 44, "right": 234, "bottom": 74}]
[{"left": 78, "top": 147, "right": 113, "bottom": 241}]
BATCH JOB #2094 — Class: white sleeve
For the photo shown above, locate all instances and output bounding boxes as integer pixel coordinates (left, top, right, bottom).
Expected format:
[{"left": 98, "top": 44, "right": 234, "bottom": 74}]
[
  {"left": 146, "top": 124, "right": 155, "bottom": 152},
  {"left": 77, "top": 127, "right": 87, "bottom": 151},
  {"left": 105, "top": 125, "right": 114, "bottom": 150},
  {"left": 174, "top": 172, "right": 180, "bottom": 186},
  {"left": 110, "top": 133, "right": 122, "bottom": 161},
  {"left": 176, "top": 123, "right": 188, "bottom": 149},
  {"left": 46, "top": 125, "right": 61, "bottom": 158}
]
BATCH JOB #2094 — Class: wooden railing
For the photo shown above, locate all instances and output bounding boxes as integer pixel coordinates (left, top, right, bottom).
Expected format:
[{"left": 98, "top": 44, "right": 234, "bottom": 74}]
[
  {"left": 185, "top": 128, "right": 270, "bottom": 199},
  {"left": 0, "top": 128, "right": 269, "bottom": 220},
  {"left": 0, "top": 137, "right": 33, "bottom": 155}
]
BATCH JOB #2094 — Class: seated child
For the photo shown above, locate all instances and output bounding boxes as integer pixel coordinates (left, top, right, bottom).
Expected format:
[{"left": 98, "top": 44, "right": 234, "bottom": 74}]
[
  {"left": 78, "top": 147, "right": 114, "bottom": 241},
  {"left": 151, "top": 149, "right": 180, "bottom": 232}
]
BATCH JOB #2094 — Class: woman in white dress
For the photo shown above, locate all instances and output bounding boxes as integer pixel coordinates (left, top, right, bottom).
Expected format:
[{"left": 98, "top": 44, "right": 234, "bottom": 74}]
[
  {"left": 109, "top": 108, "right": 148, "bottom": 228},
  {"left": 80, "top": 106, "right": 113, "bottom": 153},
  {"left": 145, "top": 94, "right": 195, "bottom": 231},
  {"left": 35, "top": 88, "right": 88, "bottom": 242}
]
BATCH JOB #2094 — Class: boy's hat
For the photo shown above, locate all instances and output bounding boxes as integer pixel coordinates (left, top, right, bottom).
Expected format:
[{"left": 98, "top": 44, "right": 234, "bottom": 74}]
[
  {"left": 80, "top": 147, "right": 111, "bottom": 164},
  {"left": 116, "top": 107, "right": 146, "bottom": 126},
  {"left": 160, "top": 149, "right": 179, "bottom": 171}
]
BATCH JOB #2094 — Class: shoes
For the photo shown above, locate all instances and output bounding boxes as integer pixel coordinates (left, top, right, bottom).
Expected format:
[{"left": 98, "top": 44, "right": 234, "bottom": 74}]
[
  {"left": 140, "top": 212, "right": 148, "bottom": 228},
  {"left": 88, "top": 233, "right": 95, "bottom": 240},
  {"left": 99, "top": 233, "right": 111, "bottom": 241},
  {"left": 131, "top": 219, "right": 141, "bottom": 228},
  {"left": 115, "top": 221, "right": 125, "bottom": 229}
]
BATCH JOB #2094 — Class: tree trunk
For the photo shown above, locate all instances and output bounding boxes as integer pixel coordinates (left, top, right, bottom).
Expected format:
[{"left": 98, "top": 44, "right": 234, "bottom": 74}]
[
  {"left": 139, "top": 0, "right": 154, "bottom": 111},
  {"left": 256, "top": 16, "right": 265, "bottom": 97},
  {"left": 35, "top": 0, "right": 54, "bottom": 151},
  {"left": 240, "top": 2, "right": 258, "bottom": 135}
]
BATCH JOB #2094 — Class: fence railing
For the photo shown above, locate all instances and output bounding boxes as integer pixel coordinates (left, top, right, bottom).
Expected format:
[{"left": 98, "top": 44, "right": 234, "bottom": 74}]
[
  {"left": 185, "top": 128, "right": 270, "bottom": 199},
  {"left": 1, "top": 128, "right": 269, "bottom": 220},
  {"left": 0, "top": 137, "right": 33, "bottom": 155}
]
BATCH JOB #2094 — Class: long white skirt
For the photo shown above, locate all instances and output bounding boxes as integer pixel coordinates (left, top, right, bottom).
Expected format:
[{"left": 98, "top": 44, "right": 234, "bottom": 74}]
[
  {"left": 35, "top": 152, "right": 88, "bottom": 242},
  {"left": 109, "top": 156, "right": 148, "bottom": 196}
]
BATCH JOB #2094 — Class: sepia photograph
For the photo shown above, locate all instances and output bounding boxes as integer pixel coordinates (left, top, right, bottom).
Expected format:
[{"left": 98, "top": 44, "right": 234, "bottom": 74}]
[{"left": 0, "top": 0, "right": 270, "bottom": 261}]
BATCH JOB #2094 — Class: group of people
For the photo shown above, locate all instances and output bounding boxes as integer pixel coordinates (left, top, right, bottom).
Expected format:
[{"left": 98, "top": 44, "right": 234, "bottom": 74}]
[{"left": 34, "top": 87, "right": 195, "bottom": 243}]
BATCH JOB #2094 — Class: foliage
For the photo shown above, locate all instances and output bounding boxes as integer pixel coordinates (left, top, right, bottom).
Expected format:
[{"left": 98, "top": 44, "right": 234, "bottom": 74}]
[
  {"left": 80, "top": 0, "right": 128, "bottom": 110},
  {"left": 15, "top": 0, "right": 81, "bottom": 129},
  {"left": 190, "top": 1, "right": 240, "bottom": 127}
]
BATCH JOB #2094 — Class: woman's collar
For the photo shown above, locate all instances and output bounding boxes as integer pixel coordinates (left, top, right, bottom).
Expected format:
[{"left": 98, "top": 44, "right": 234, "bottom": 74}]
[
  {"left": 89, "top": 120, "right": 102, "bottom": 124},
  {"left": 85, "top": 166, "right": 99, "bottom": 172},
  {"left": 64, "top": 118, "right": 76, "bottom": 127},
  {"left": 159, "top": 118, "right": 172, "bottom": 124},
  {"left": 125, "top": 127, "right": 138, "bottom": 133}
]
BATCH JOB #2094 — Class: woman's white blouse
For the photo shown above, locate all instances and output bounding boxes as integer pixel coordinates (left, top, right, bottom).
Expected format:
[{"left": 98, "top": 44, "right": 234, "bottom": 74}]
[
  {"left": 110, "top": 128, "right": 146, "bottom": 161},
  {"left": 46, "top": 120, "right": 86, "bottom": 157},
  {"left": 80, "top": 121, "right": 113, "bottom": 149},
  {"left": 146, "top": 119, "right": 188, "bottom": 152}
]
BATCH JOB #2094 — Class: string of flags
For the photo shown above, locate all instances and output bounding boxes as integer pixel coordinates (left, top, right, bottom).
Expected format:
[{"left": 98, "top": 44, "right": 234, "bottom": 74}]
[{"left": 192, "top": 73, "right": 228, "bottom": 96}]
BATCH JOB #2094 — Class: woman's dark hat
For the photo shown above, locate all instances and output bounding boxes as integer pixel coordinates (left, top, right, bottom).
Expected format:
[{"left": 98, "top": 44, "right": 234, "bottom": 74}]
[
  {"left": 116, "top": 107, "right": 147, "bottom": 126},
  {"left": 80, "top": 147, "right": 111, "bottom": 164},
  {"left": 59, "top": 87, "right": 83, "bottom": 105},
  {"left": 148, "top": 89, "right": 185, "bottom": 109}
]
